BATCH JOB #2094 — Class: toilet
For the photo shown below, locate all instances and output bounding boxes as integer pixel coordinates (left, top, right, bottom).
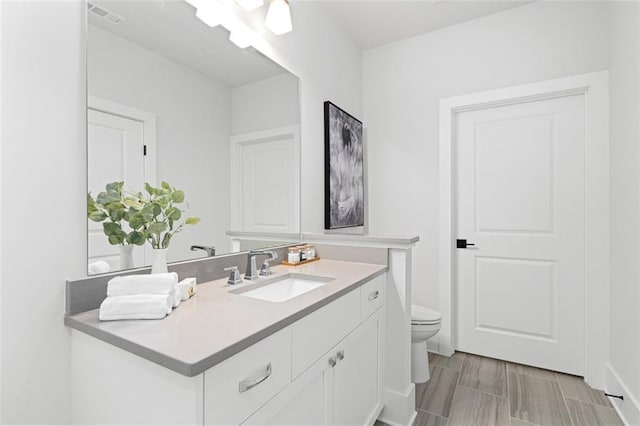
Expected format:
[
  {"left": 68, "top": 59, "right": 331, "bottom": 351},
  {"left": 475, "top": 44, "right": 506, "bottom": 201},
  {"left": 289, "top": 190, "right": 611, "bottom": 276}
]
[{"left": 411, "top": 305, "right": 442, "bottom": 383}]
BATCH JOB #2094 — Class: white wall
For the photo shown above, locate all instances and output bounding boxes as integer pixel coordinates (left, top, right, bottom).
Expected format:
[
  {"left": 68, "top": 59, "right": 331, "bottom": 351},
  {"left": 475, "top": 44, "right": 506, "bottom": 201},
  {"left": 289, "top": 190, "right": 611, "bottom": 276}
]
[
  {"left": 88, "top": 25, "right": 231, "bottom": 263},
  {"left": 0, "top": 1, "right": 361, "bottom": 424},
  {"left": 231, "top": 72, "right": 299, "bottom": 135},
  {"left": 240, "top": 4, "right": 363, "bottom": 232},
  {"left": 1, "top": 1, "right": 86, "bottom": 424},
  {"left": 363, "top": 1, "right": 610, "bottom": 314},
  {"left": 608, "top": 1, "right": 640, "bottom": 421}
]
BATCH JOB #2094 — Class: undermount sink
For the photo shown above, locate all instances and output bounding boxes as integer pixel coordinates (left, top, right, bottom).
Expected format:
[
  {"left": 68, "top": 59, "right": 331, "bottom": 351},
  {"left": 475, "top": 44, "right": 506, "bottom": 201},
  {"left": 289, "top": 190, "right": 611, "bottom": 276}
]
[{"left": 231, "top": 273, "right": 335, "bottom": 302}]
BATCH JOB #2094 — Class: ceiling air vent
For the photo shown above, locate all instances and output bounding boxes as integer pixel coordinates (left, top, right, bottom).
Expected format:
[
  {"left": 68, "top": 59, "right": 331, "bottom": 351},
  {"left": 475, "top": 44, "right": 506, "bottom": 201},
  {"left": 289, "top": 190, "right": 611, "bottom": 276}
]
[{"left": 87, "top": 2, "right": 125, "bottom": 25}]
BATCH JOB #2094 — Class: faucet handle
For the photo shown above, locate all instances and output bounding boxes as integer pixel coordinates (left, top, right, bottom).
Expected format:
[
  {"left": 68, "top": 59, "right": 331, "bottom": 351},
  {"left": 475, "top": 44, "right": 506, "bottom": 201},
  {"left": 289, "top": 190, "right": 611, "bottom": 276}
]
[
  {"left": 259, "top": 259, "right": 272, "bottom": 277},
  {"left": 259, "top": 251, "right": 279, "bottom": 276},
  {"left": 224, "top": 266, "right": 243, "bottom": 285}
]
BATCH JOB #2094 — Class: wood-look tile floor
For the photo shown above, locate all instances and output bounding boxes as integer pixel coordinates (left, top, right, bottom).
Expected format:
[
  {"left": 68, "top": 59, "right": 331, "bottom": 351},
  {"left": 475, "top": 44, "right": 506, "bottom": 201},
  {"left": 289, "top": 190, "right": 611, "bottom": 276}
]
[{"left": 376, "top": 352, "right": 623, "bottom": 426}]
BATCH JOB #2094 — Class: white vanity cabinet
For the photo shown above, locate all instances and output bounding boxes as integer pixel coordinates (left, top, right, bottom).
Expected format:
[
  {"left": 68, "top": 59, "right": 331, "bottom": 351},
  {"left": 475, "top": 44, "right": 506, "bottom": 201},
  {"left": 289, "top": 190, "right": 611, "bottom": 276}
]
[
  {"left": 70, "top": 272, "right": 385, "bottom": 426},
  {"left": 244, "top": 275, "right": 384, "bottom": 426}
]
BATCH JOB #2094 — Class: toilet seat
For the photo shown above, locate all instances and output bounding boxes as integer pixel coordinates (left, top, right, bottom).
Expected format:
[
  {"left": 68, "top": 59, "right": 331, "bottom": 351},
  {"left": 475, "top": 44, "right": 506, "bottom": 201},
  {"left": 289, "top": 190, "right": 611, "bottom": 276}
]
[{"left": 411, "top": 305, "right": 442, "bottom": 325}]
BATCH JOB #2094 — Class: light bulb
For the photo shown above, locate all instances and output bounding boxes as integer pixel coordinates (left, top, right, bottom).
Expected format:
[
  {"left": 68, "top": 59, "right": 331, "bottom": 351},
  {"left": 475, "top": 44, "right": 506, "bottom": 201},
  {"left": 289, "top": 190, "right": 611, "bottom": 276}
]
[
  {"left": 229, "top": 26, "right": 255, "bottom": 48},
  {"left": 265, "top": 0, "right": 292, "bottom": 35},
  {"left": 235, "top": 0, "right": 264, "bottom": 11},
  {"left": 195, "top": 1, "right": 229, "bottom": 28}
]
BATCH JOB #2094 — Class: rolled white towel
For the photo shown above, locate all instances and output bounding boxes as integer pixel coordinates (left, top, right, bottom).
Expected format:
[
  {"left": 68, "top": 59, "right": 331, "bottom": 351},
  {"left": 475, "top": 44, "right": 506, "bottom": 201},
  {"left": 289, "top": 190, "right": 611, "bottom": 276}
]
[
  {"left": 177, "top": 278, "right": 197, "bottom": 301},
  {"left": 99, "top": 294, "right": 172, "bottom": 321},
  {"left": 107, "top": 272, "right": 178, "bottom": 297},
  {"left": 88, "top": 261, "right": 110, "bottom": 275}
]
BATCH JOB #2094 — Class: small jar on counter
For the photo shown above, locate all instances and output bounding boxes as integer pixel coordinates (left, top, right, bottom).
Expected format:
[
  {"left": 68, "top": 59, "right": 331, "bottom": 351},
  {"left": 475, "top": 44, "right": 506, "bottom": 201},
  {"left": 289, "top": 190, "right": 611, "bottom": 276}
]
[
  {"left": 305, "top": 244, "right": 316, "bottom": 259},
  {"left": 299, "top": 245, "right": 308, "bottom": 262},
  {"left": 287, "top": 247, "right": 301, "bottom": 263}
]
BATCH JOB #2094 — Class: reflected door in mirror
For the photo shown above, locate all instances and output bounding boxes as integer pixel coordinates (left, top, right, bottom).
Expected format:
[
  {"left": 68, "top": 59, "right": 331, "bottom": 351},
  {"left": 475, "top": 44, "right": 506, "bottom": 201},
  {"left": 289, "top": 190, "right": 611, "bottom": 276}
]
[{"left": 87, "top": 108, "right": 147, "bottom": 272}]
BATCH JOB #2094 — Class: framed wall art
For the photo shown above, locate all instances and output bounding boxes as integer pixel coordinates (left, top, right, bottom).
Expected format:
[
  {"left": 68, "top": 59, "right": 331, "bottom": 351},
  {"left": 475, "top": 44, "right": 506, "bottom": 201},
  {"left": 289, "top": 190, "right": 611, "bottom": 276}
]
[{"left": 324, "top": 101, "right": 364, "bottom": 229}]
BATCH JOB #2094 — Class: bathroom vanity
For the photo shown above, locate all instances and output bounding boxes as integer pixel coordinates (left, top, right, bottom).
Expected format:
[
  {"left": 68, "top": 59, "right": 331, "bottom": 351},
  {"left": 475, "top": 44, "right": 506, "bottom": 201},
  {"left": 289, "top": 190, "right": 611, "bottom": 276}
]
[{"left": 67, "top": 259, "right": 386, "bottom": 425}]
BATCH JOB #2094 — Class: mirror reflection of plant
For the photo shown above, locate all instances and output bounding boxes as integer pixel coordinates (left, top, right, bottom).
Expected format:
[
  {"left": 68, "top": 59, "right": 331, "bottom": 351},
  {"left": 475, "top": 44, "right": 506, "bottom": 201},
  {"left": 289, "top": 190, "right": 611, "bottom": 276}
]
[
  {"left": 87, "top": 182, "right": 146, "bottom": 246},
  {"left": 124, "top": 182, "right": 200, "bottom": 250}
]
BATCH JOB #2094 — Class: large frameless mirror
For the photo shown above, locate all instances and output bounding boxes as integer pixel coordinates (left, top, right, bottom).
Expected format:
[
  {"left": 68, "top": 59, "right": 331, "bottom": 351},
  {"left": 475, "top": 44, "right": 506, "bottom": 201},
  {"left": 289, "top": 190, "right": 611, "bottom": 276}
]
[{"left": 86, "top": 0, "right": 301, "bottom": 275}]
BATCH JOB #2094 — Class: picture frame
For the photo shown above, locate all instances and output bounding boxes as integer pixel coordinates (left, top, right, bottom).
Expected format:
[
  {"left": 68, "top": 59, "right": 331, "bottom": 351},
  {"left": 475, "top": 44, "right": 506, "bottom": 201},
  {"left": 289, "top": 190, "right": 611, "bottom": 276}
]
[{"left": 324, "top": 101, "right": 365, "bottom": 229}]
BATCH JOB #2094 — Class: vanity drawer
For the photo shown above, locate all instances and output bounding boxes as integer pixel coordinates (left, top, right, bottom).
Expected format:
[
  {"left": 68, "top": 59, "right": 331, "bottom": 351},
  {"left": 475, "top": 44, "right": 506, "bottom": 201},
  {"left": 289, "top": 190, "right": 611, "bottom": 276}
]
[
  {"left": 360, "top": 274, "right": 385, "bottom": 320},
  {"left": 291, "top": 289, "right": 360, "bottom": 378},
  {"left": 204, "top": 327, "right": 292, "bottom": 425}
]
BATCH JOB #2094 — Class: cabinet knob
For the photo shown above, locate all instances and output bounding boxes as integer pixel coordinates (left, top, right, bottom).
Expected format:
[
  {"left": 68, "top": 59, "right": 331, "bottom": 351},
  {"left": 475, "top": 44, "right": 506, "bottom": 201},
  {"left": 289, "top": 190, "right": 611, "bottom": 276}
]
[
  {"left": 328, "top": 357, "right": 337, "bottom": 367},
  {"left": 336, "top": 350, "right": 344, "bottom": 361}
]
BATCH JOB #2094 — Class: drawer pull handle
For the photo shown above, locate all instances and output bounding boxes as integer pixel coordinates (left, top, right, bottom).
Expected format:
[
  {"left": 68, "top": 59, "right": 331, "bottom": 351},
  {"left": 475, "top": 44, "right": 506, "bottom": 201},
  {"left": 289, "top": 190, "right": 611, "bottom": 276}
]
[
  {"left": 238, "top": 363, "right": 272, "bottom": 393},
  {"left": 368, "top": 290, "right": 380, "bottom": 301},
  {"left": 336, "top": 350, "right": 344, "bottom": 361},
  {"left": 328, "top": 357, "right": 337, "bottom": 368}
]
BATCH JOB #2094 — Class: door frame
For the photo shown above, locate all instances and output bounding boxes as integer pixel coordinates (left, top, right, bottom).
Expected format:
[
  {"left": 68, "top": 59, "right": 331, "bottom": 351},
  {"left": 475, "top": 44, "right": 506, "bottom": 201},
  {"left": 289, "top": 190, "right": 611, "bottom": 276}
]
[
  {"left": 438, "top": 71, "right": 609, "bottom": 388},
  {"left": 87, "top": 95, "right": 157, "bottom": 266}
]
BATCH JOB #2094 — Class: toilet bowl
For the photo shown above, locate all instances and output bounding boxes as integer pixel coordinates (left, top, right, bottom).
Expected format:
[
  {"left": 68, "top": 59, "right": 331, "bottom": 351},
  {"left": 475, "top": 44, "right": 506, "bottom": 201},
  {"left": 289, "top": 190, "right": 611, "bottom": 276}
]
[{"left": 411, "top": 305, "right": 442, "bottom": 383}]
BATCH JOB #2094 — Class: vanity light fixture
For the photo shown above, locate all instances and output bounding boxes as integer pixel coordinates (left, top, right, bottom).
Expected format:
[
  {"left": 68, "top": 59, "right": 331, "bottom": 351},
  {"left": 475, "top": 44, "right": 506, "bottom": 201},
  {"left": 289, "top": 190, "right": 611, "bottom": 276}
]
[
  {"left": 186, "top": 0, "right": 292, "bottom": 51},
  {"left": 235, "top": 0, "right": 264, "bottom": 11},
  {"left": 229, "top": 27, "right": 255, "bottom": 48},
  {"left": 195, "top": 1, "right": 231, "bottom": 28},
  {"left": 265, "top": 0, "right": 292, "bottom": 35}
]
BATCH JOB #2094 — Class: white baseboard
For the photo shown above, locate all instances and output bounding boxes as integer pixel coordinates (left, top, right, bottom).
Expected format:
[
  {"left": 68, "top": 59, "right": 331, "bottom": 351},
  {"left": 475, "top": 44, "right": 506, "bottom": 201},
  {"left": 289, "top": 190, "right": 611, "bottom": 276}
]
[
  {"left": 379, "top": 384, "right": 416, "bottom": 426},
  {"left": 605, "top": 363, "right": 640, "bottom": 426}
]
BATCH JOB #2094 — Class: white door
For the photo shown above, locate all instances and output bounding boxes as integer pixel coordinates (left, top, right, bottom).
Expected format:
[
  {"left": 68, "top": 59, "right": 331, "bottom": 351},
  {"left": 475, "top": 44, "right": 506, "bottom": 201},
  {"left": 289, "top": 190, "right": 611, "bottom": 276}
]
[
  {"left": 231, "top": 126, "right": 300, "bottom": 233},
  {"left": 455, "top": 94, "right": 585, "bottom": 375},
  {"left": 87, "top": 108, "right": 146, "bottom": 272}
]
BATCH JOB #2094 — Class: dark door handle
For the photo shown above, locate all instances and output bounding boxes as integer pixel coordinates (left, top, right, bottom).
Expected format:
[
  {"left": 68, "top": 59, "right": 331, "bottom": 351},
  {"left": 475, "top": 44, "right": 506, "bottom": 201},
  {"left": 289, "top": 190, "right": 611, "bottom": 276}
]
[{"left": 456, "top": 239, "right": 476, "bottom": 249}]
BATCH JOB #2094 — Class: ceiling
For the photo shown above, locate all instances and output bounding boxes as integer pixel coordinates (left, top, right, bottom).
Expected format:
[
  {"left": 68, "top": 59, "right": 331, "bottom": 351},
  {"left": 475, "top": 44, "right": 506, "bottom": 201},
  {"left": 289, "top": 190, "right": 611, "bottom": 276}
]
[
  {"left": 89, "top": 0, "right": 533, "bottom": 85},
  {"left": 316, "top": 1, "right": 533, "bottom": 50},
  {"left": 89, "top": 0, "right": 288, "bottom": 88}
]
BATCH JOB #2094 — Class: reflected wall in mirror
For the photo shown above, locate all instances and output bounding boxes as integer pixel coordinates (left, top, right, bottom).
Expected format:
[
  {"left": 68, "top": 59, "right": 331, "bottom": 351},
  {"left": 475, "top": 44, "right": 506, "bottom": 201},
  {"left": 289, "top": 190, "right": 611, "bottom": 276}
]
[{"left": 87, "top": 0, "right": 301, "bottom": 275}]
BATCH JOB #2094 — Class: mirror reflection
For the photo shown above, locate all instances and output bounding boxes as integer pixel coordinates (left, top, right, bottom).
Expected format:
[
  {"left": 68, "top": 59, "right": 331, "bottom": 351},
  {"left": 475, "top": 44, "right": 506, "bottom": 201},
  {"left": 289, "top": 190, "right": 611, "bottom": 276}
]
[{"left": 87, "top": 0, "right": 301, "bottom": 275}]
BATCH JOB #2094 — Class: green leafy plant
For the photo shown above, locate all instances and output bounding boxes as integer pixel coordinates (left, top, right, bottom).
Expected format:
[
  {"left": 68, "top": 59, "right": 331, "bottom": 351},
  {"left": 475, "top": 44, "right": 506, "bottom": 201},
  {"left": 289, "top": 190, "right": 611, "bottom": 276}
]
[
  {"left": 88, "top": 181, "right": 200, "bottom": 249},
  {"left": 123, "top": 182, "right": 200, "bottom": 250},
  {"left": 88, "top": 182, "right": 145, "bottom": 246}
]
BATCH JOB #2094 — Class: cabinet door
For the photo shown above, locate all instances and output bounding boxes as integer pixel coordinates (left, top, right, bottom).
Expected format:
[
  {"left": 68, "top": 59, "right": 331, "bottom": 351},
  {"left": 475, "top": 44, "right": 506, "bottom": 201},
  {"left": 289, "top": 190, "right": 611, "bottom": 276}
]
[
  {"left": 244, "top": 350, "right": 334, "bottom": 426},
  {"left": 333, "top": 311, "right": 383, "bottom": 426}
]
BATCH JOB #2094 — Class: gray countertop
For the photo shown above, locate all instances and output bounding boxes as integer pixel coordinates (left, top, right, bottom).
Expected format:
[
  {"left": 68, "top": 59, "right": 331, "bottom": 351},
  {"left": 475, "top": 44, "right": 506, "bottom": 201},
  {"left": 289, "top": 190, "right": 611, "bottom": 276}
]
[{"left": 65, "top": 259, "right": 387, "bottom": 377}]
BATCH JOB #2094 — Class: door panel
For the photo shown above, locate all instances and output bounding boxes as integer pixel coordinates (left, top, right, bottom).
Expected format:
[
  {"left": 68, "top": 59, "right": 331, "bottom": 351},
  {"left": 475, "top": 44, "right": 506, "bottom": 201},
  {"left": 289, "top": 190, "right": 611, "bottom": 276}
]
[
  {"left": 455, "top": 94, "right": 585, "bottom": 375},
  {"left": 475, "top": 257, "right": 555, "bottom": 338},
  {"left": 241, "top": 139, "right": 293, "bottom": 230},
  {"left": 475, "top": 115, "right": 554, "bottom": 233},
  {"left": 233, "top": 127, "right": 300, "bottom": 234}
]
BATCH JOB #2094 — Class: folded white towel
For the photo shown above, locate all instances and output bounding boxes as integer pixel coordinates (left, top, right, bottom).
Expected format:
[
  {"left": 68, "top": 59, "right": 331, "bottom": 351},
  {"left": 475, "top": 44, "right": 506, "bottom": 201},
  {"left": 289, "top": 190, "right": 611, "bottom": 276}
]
[
  {"left": 172, "top": 292, "right": 180, "bottom": 309},
  {"left": 88, "top": 261, "right": 110, "bottom": 275},
  {"left": 107, "top": 272, "right": 178, "bottom": 297},
  {"left": 99, "top": 294, "right": 172, "bottom": 321}
]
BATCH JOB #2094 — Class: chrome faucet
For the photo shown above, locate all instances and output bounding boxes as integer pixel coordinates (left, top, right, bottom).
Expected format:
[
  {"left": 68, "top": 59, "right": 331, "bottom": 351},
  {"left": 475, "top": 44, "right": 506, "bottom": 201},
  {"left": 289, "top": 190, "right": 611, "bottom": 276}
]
[
  {"left": 245, "top": 249, "right": 278, "bottom": 280},
  {"left": 191, "top": 245, "right": 216, "bottom": 257}
]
